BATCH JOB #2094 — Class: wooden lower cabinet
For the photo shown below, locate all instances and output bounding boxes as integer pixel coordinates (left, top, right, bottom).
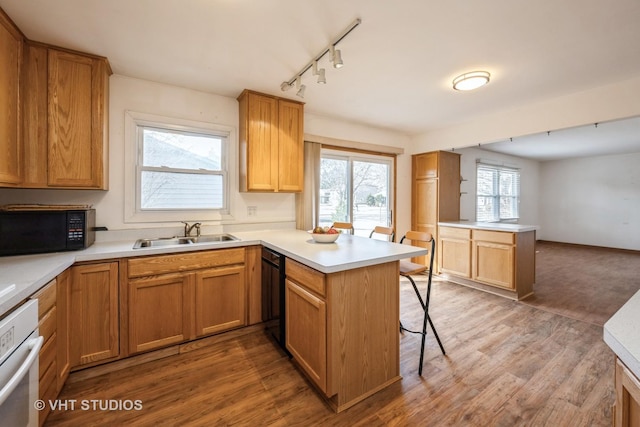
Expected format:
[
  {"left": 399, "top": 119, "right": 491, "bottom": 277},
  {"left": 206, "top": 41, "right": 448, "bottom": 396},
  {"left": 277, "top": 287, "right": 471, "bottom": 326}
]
[
  {"left": 128, "top": 273, "right": 191, "bottom": 353},
  {"left": 70, "top": 262, "right": 119, "bottom": 367},
  {"left": 439, "top": 226, "right": 471, "bottom": 277},
  {"left": 438, "top": 226, "right": 535, "bottom": 300},
  {"left": 285, "top": 278, "right": 327, "bottom": 392},
  {"left": 30, "top": 269, "right": 70, "bottom": 426},
  {"left": 615, "top": 358, "right": 640, "bottom": 426},
  {"left": 126, "top": 248, "right": 248, "bottom": 355},
  {"left": 285, "top": 258, "right": 400, "bottom": 412},
  {"left": 195, "top": 266, "right": 246, "bottom": 337},
  {"left": 473, "top": 240, "right": 515, "bottom": 289}
]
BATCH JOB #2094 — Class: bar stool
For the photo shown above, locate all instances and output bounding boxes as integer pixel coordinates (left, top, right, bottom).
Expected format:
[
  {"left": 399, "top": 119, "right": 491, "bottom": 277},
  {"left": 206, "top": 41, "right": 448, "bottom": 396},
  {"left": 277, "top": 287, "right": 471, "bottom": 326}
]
[
  {"left": 368, "top": 225, "right": 395, "bottom": 242},
  {"left": 331, "top": 222, "right": 354, "bottom": 234},
  {"left": 399, "top": 231, "right": 446, "bottom": 375}
]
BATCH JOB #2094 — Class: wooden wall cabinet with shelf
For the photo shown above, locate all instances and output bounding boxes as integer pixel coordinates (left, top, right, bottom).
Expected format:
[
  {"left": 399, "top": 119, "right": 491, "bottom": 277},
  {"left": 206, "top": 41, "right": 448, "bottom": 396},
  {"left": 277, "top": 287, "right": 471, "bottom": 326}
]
[
  {"left": 238, "top": 89, "right": 304, "bottom": 193},
  {"left": 411, "top": 151, "right": 461, "bottom": 266}
]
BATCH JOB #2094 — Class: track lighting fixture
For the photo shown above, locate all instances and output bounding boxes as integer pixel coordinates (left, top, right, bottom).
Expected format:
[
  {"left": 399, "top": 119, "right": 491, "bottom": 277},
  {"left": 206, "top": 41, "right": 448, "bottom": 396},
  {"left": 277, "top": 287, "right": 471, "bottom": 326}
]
[
  {"left": 312, "top": 61, "right": 326, "bottom": 84},
  {"left": 280, "top": 18, "right": 361, "bottom": 96},
  {"left": 295, "top": 77, "right": 306, "bottom": 98},
  {"left": 330, "top": 46, "right": 343, "bottom": 69}
]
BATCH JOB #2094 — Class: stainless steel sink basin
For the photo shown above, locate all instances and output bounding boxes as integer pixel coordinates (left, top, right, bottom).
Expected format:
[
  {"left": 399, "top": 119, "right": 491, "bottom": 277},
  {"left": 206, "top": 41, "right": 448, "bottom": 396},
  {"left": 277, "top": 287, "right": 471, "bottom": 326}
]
[{"left": 133, "top": 234, "right": 238, "bottom": 249}]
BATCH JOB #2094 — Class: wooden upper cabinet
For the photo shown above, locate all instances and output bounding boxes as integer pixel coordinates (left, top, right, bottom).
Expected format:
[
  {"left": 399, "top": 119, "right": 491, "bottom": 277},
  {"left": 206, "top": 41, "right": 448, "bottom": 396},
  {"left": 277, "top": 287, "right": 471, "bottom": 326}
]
[
  {"left": 0, "top": 10, "right": 23, "bottom": 186},
  {"left": 238, "top": 89, "right": 304, "bottom": 192},
  {"left": 277, "top": 99, "right": 304, "bottom": 192},
  {"left": 47, "top": 49, "right": 109, "bottom": 189}
]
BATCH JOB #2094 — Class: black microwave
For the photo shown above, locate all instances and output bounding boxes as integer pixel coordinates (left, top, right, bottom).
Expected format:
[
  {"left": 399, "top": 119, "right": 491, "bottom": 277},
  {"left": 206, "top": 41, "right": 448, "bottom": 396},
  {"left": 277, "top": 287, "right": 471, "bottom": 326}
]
[{"left": 0, "top": 209, "right": 96, "bottom": 256}]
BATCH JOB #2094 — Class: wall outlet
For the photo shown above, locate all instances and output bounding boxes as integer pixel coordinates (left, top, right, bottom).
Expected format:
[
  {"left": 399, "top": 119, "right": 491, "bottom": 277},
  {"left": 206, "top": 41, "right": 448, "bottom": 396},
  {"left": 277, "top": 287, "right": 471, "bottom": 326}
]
[{"left": 247, "top": 206, "right": 257, "bottom": 217}]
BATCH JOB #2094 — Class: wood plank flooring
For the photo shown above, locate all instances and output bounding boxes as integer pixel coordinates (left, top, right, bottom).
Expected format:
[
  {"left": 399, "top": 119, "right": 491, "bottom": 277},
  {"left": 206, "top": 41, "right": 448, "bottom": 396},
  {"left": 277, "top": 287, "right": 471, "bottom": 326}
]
[{"left": 46, "top": 242, "right": 633, "bottom": 426}]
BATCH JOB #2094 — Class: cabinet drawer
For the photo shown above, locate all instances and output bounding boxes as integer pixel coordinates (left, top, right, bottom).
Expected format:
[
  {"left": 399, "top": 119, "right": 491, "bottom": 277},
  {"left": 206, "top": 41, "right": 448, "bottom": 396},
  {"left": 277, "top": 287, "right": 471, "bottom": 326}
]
[
  {"left": 472, "top": 230, "right": 514, "bottom": 245},
  {"left": 33, "top": 279, "right": 56, "bottom": 319},
  {"left": 39, "top": 332, "right": 57, "bottom": 380},
  {"left": 128, "top": 248, "right": 245, "bottom": 278},
  {"left": 286, "top": 259, "right": 326, "bottom": 297},
  {"left": 39, "top": 306, "right": 57, "bottom": 343},
  {"left": 439, "top": 226, "right": 470, "bottom": 240}
]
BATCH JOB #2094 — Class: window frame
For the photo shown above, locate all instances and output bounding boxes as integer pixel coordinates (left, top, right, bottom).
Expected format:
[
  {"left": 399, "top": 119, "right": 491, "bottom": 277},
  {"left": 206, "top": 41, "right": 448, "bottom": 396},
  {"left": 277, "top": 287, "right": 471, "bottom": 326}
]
[
  {"left": 124, "top": 111, "right": 235, "bottom": 224},
  {"left": 476, "top": 162, "right": 520, "bottom": 222}
]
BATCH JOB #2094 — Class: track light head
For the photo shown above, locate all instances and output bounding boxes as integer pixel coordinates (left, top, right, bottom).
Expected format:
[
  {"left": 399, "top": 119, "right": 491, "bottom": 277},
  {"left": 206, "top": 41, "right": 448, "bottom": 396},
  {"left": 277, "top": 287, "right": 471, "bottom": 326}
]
[
  {"left": 280, "top": 81, "right": 293, "bottom": 92},
  {"left": 312, "top": 61, "right": 326, "bottom": 84},
  {"left": 295, "top": 77, "right": 305, "bottom": 98},
  {"left": 330, "top": 46, "right": 343, "bottom": 68}
]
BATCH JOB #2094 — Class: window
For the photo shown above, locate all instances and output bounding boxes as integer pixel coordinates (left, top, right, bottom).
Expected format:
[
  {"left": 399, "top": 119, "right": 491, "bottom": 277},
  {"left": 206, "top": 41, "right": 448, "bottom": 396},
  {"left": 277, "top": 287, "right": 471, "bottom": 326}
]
[
  {"left": 124, "top": 111, "right": 233, "bottom": 223},
  {"left": 476, "top": 163, "right": 520, "bottom": 222},
  {"left": 138, "top": 126, "right": 227, "bottom": 210},
  {"left": 319, "top": 149, "right": 393, "bottom": 236}
]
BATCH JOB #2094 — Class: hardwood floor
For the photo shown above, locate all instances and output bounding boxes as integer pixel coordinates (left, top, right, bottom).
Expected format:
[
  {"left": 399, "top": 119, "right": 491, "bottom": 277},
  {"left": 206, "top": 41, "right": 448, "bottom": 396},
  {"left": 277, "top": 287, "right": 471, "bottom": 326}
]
[{"left": 47, "top": 242, "right": 632, "bottom": 426}]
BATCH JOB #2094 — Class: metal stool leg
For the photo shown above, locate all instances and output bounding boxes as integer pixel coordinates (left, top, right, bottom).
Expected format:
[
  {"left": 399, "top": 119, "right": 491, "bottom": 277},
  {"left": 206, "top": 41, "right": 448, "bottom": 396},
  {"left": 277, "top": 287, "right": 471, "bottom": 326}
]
[{"left": 400, "top": 274, "right": 446, "bottom": 375}]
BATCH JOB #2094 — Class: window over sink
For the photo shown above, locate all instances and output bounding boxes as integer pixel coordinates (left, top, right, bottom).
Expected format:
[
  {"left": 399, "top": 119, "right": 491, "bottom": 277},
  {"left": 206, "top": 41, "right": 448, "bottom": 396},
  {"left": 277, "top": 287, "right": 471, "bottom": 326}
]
[
  {"left": 124, "top": 111, "right": 234, "bottom": 223},
  {"left": 476, "top": 162, "right": 520, "bottom": 222}
]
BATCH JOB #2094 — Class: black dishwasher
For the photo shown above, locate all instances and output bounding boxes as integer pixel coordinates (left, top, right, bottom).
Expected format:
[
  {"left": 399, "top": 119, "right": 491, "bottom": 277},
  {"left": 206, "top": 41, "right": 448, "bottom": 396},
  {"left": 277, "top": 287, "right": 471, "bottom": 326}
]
[{"left": 261, "top": 246, "right": 288, "bottom": 353}]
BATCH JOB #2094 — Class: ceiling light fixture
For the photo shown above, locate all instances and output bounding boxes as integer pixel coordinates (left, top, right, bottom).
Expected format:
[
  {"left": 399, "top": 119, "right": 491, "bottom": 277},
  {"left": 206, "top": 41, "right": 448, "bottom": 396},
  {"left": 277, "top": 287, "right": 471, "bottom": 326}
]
[
  {"left": 452, "top": 71, "right": 490, "bottom": 91},
  {"left": 295, "top": 77, "right": 306, "bottom": 98},
  {"left": 280, "top": 18, "right": 361, "bottom": 96},
  {"left": 312, "top": 61, "right": 326, "bottom": 84}
]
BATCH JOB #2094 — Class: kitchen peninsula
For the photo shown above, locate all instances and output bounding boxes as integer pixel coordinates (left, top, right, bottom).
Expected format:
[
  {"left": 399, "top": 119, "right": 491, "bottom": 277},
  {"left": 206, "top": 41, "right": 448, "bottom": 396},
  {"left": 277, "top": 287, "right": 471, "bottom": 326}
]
[
  {"left": 438, "top": 221, "right": 538, "bottom": 300},
  {"left": 0, "top": 229, "right": 426, "bottom": 415}
]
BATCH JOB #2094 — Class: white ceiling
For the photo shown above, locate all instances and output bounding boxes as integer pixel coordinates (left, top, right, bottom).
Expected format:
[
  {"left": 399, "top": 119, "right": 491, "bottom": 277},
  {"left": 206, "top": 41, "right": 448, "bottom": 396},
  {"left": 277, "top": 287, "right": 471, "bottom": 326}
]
[{"left": 2, "top": 0, "right": 640, "bottom": 158}]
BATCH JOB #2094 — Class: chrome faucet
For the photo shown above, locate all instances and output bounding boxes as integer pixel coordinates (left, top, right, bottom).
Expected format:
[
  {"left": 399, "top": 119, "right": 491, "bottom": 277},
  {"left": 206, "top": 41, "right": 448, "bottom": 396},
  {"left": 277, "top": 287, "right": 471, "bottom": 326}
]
[{"left": 182, "top": 221, "right": 201, "bottom": 237}]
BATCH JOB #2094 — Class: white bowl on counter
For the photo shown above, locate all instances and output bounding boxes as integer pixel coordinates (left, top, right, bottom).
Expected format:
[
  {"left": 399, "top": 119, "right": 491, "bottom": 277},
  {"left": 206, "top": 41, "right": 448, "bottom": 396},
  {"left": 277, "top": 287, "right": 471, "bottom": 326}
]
[{"left": 309, "top": 232, "right": 340, "bottom": 243}]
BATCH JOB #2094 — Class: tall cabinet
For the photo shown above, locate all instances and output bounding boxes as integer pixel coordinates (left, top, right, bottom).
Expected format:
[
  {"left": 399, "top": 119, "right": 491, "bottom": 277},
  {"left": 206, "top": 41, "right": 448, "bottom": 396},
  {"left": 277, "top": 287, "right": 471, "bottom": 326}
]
[{"left": 411, "top": 151, "right": 461, "bottom": 266}]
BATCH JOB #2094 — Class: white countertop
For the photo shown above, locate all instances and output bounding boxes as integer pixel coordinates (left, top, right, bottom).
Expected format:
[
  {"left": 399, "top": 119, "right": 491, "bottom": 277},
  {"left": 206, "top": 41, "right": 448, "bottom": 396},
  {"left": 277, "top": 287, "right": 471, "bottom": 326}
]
[
  {"left": 438, "top": 221, "right": 539, "bottom": 233},
  {"left": 0, "top": 229, "right": 426, "bottom": 317},
  {"left": 604, "top": 289, "right": 640, "bottom": 378}
]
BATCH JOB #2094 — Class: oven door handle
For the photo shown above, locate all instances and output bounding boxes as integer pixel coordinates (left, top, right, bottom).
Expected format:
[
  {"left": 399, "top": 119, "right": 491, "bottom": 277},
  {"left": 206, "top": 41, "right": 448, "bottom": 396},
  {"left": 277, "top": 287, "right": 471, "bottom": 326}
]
[{"left": 0, "top": 336, "right": 44, "bottom": 406}]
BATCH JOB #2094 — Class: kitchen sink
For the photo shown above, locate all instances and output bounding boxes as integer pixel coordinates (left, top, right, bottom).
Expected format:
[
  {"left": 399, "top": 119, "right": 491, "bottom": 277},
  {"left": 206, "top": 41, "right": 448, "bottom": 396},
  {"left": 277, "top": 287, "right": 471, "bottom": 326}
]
[{"left": 133, "top": 234, "right": 238, "bottom": 249}]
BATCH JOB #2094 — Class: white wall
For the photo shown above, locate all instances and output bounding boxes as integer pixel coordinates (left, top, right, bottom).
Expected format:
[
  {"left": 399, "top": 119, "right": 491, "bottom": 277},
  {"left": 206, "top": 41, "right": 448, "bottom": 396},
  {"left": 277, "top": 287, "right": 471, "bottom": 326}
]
[
  {"left": 0, "top": 75, "right": 411, "bottom": 240},
  {"left": 455, "top": 147, "right": 540, "bottom": 226},
  {"left": 539, "top": 152, "right": 640, "bottom": 250}
]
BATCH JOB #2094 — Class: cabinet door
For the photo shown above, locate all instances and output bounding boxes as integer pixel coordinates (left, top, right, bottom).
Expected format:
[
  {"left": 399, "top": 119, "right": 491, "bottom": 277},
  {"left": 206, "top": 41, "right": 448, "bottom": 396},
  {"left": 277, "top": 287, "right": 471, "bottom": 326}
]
[
  {"left": 128, "top": 274, "right": 191, "bottom": 354},
  {"left": 413, "top": 152, "right": 438, "bottom": 179},
  {"left": 412, "top": 178, "right": 438, "bottom": 265},
  {"left": 473, "top": 241, "right": 515, "bottom": 289},
  {"left": 285, "top": 279, "right": 327, "bottom": 393},
  {"left": 245, "top": 92, "right": 278, "bottom": 191},
  {"left": 0, "top": 12, "right": 22, "bottom": 185},
  {"left": 616, "top": 358, "right": 640, "bottom": 427},
  {"left": 70, "top": 262, "right": 119, "bottom": 367},
  {"left": 440, "top": 236, "right": 471, "bottom": 277},
  {"left": 194, "top": 266, "right": 246, "bottom": 337},
  {"left": 48, "top": 49, "right": 108, "bottom": 188},
  {"left": 277, "top": 99, "right": 304, "bottom": 192},
  {"left": 56, "top": 269, "right": 71, "bottom": 391}
]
